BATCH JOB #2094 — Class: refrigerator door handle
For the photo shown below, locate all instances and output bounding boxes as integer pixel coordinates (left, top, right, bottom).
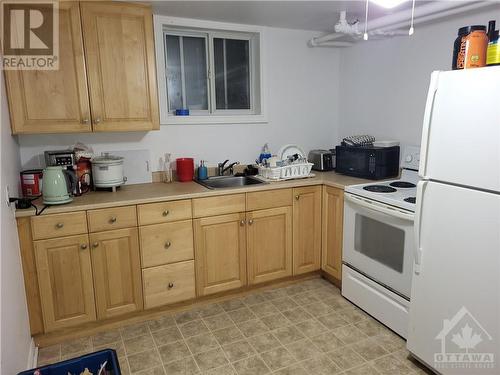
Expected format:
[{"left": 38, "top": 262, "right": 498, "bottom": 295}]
[
  {"left": 419, "top": 71, "right": 440, "bottom": 179},
  {"left": 413, "top": 181, "right": 428, "bottom": 274}
]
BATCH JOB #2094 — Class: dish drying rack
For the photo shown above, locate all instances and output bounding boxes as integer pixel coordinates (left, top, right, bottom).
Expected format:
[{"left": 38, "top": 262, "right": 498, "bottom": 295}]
[{"left": 258, "top": 162, "right": 314, "bottom": 181}]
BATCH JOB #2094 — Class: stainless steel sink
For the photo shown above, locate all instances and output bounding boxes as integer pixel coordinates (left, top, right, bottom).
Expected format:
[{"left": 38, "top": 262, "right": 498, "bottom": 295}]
[{"left": 195, "top": 175, "right": 267, "bottom": 189}]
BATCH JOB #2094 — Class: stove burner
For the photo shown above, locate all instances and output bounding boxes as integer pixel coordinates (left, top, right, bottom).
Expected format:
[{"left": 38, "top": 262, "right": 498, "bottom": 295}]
[
  {"left": 404, "top": 197, "right": 416, "bottom": 204},
  {"left": 363, "top": 185, "right": 397, "bottom": 193},
  {"left": 390, "top": 181, "right": 416, "bottom": 188}
]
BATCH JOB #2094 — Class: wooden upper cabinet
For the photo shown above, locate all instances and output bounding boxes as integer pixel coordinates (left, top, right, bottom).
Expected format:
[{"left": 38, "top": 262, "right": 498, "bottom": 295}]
[
  {"left": 34, "top": 235, "right": 96, "bottom": 332},
  {"left": 321, "top": 186, "right": 344, "bottom": 280},
  {"left": 194, "top": 213, "right": 247, "bottom": 296},
  {"left": 89, "top": 228, "right": 143, "bottom": 319},
  {"left": 247, "top": 206, "right": 292, "bottom": 285},
  {"left": 80, "top": 2, "right": 159, "bottom": 131},
  {"left": 293, "top": 186, "right": 322, "bottom": 275},
  {"left": 5, "top": 2, "right": 91, "bottom": 134}
]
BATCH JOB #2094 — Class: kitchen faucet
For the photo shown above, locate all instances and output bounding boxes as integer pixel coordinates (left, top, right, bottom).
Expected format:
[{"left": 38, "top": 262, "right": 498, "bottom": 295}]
[{"left": 218, "top": 160, "right": 240, "bottom": 176}]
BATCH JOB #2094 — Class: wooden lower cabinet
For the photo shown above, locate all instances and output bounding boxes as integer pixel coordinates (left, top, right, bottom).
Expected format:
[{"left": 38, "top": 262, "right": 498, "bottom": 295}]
[
  {"left": 247, "top": 207, "right": 292, "bottom": 285},
  {"left": 34, "top": 235, "right": 96, "bottom": 332},
  {"left": 143, "top": 261, "right": 196, "bottom": 309},
  {"left": 194, "top": 213, "right": 247, "bottom": 296},
  {"left": 90, "top": 228, "right": 143, "bottom": 319},
  {"left": 321, "top": 186, "right": 344, "bottom": 280},
  {"left": 293, "top": 186, "right": 322, "bottom": 275}
]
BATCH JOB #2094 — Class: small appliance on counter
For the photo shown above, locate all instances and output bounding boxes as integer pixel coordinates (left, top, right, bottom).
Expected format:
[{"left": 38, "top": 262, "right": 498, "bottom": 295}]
[
  {"left": 42, "top": 166, "right": 73, "bottom": 205},
  {"left": 335, "top": 145, "right": 400, "bottom": 180},
  {"left": 44, "top": 149, "right": 76, "bottom": 167},
  {"left": 308, "top": 149, "right": 335, "bottom": 171},
  {"left": 44, "top": 149, "right": 84, "bottom": 196},
  {"left": 91, "top": 153, "right": 126, "bottom": 191},
  {"left": 20, "top": 169, "right": 43, "bottom": 198}
]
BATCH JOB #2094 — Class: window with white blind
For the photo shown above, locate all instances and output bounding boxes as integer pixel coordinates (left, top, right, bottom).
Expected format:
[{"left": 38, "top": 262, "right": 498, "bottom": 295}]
[{"left": 154, "top": 16, "right": 266, "bottom": 125}]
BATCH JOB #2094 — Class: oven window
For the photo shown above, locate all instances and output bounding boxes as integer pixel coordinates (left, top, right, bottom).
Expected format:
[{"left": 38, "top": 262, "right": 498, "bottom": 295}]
[{"left": 354, "top": 214, "right": 405, "bottom": 273}]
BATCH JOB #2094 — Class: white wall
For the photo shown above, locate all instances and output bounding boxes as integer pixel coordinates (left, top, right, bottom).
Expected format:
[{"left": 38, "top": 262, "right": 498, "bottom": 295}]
[
  {"left": 18, "top": 26, "right": 341, "bottom": 170},
  {"left": 338, "top": 8, "right": 498, "bottom": 146},
  {"left": 0, "top": 70, "right": 33, "bottom": 373}
]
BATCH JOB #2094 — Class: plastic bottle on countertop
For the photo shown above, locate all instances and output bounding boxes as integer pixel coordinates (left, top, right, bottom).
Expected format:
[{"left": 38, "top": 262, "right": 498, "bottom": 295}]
[
  {"left": 259, "top": 143, "right": 272, "bottom": 164},
  {"left": 198, "top": 160, "right": 208, "bottom": 180}
]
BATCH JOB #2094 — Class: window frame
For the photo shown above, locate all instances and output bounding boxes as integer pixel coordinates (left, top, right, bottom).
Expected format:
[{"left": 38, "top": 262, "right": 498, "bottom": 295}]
[{"left": 154, "top": 15, "right": 267, "bottom": 125}]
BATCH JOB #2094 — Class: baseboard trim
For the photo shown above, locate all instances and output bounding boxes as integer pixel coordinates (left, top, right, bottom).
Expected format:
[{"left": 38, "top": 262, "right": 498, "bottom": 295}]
[{"left": 27, "top": 338, "right": 38, "bottom": 370}]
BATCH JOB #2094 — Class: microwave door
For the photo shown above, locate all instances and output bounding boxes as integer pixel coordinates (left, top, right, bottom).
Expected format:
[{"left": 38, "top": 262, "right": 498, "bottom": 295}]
[{"left": 343, "top": 193, "right": 415, "bottom": 298}]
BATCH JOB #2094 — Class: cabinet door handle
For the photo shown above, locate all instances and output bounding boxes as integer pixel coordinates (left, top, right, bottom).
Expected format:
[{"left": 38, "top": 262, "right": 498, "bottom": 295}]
[
  {"left": 248, "top": 219, "right": 254, "bottom": 225},
  {"left": 82, "top": 118, "right": 90, "bottom": 125},
  {"left": 92, "top": 242, "right": 99, "bottom": 248},
  {"left": 94, "top": 117, "right": 101, "bottom": 124},
  {"left": 240, "top": 220, "right": 245, "bottom": 226},
  {"left": 168, "top": 282, "right": 174, "bottom": 289},
  {"left": 80, "top": 244, "right": 88, "bottom": 250},
  {"left": 162, "top": 210, "right": 170, "bottom": 217},
  {"left": 109, "top": 217, "right": 117, "bottom": 223},
  {"left": 295, "top": 195, "right": 300, "bottom": 200},
  {"left": 164, "top": 241, "right": 171, "bottom": 249},
  {"left": 55, "top": 222, "right": 64, "bottom": 229}
]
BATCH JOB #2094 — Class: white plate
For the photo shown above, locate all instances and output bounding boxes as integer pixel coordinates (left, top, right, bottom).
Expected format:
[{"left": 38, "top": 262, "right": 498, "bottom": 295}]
[{"left": 277, "top": 144, "right": 306, "bottom": 161}]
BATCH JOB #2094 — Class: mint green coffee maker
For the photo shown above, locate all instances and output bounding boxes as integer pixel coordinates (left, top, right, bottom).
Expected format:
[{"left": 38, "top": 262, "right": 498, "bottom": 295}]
[{"left": 42, "top": 166, "right": 73, "bottom": 205}]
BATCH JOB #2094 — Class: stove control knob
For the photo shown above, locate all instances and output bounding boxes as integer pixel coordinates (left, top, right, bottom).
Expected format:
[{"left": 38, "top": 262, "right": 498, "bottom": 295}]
[{"left": 405, "top": 155, "right": 413, "bottom": 163}]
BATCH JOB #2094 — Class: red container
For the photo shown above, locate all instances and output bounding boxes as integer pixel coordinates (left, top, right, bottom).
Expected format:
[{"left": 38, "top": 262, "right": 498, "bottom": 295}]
[
  {"left": 20, "top": 169, "right": 43, "bottom": 197},
  {"left": 176, "top": 158, "right": 194, "bottom": 182}
]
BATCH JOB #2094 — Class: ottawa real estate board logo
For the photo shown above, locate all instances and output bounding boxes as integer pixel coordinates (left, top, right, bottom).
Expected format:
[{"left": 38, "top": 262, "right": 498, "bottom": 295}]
[
  {"left": 435, "top": 306, "right": 495, "bottom": 371},
  {"left": 1, "top": 1, "right": 59, "bottom": 69}
]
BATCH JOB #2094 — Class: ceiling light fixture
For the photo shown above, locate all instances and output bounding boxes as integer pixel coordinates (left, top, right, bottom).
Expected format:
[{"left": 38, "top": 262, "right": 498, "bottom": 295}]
[
  {"left": 370, "top": 0, "right": 408, "bottom": 9},
  {"left": 409, "top": 0, "right": 416, "bottom": 35},
  {"left": 363, "top": 0, "right": 369, "bottom": 40}
]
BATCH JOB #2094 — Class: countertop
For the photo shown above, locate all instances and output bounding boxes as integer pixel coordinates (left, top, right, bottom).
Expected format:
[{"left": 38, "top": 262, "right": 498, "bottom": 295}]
[{"left": 15, "top": 171, "right": 371, "bottom": 218}]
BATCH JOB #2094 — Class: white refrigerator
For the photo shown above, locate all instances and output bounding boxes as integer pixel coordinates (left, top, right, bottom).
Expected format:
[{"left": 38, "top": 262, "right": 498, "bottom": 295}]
[{"left": 407, "top": 66, "right": 500, "bottom": 375}]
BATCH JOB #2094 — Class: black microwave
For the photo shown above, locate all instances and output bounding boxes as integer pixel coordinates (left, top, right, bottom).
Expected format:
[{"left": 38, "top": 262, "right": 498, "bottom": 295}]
[{"left": 335, "top": 145, "right": 400, "bottom": 180}]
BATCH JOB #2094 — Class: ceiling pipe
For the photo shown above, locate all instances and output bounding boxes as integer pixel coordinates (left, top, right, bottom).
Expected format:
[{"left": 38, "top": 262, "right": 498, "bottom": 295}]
[
  {"left": 309, "top": 1, "right": 488, "bottom": 46},
  {"left": 310, "top": 41, "right": 355, "bottom": 47}
]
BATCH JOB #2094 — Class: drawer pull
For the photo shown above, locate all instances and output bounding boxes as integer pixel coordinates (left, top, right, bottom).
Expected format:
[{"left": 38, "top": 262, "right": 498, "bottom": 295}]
[
  {"left": 162, "top": 210, "right": 170, "bottom": 217},
  {"left": 168, "top": 282, "right": 174, "bottom": 289},
  {"left": 240, "top": 220, "right": 245, "bottom": 226},
  {"left": 295, "top": 195, "right": 300, "bottom": 200},
  {"left": 80, "top": 244, "right": 88, "bottom": 250},
  {"left": 164, "top": 241, "right": 172, "bottom": 249},
  {"left": 109, "top": 216, "right": 117, "bottom": 223},
  {"left": 55, "top": 222, "right": 64, "bottom": 229},
  {"left": 248, "top": 219, "right": 254, "bottom": 225},
  {"left": 92, "top": 242, "right": 99, "bottom": 248}
]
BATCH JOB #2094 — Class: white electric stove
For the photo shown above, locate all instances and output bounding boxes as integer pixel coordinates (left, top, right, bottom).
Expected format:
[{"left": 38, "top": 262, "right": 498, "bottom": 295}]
[{"left": 341, "top": 145, "right": 420, "bottom": 339}]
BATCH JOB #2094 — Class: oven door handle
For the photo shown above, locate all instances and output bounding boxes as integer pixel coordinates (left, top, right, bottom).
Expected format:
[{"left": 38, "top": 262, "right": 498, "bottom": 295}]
[{"left": 344, "top": 193, "right": 414, "bottom": 221}]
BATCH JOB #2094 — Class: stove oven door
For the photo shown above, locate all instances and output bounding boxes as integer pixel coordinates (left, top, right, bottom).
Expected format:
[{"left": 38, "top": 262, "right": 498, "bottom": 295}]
[{"left": 343, "top": 193, "right": 415, "bottom": 298}]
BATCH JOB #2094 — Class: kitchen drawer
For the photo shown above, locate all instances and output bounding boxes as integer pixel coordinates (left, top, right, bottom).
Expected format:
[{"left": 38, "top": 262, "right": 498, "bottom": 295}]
[
  {"left": 87, "top": 206, "right": 137, "bottom": 232},
  {"left": 140, "top": 220, "right": 194, "bottom": 268},
  {"left": 246, "top": 189, "right": 293, "bottom": 211},
  {"left": 192, "top": 194, "right": 245, "bottom": 218},
  {"left": 138, "top": 200, "right": 192, "bottom": 226},
  {"left": 142, "top": 260, "right": 196, "bottom": 309},
  {"left": 31, "top": 212, "right": 88, "bottom": 240}
]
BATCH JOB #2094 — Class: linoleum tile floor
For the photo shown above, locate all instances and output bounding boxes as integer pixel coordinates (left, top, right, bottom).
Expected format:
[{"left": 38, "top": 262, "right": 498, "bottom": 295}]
[{"left": 37, "top": 278, "right": 433, "bottom": 375}]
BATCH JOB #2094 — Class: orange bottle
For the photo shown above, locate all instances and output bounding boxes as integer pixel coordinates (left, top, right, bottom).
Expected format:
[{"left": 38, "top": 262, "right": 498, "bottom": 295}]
[{"left": 454, "top": 25, "right": 488, "bottom": 69}]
